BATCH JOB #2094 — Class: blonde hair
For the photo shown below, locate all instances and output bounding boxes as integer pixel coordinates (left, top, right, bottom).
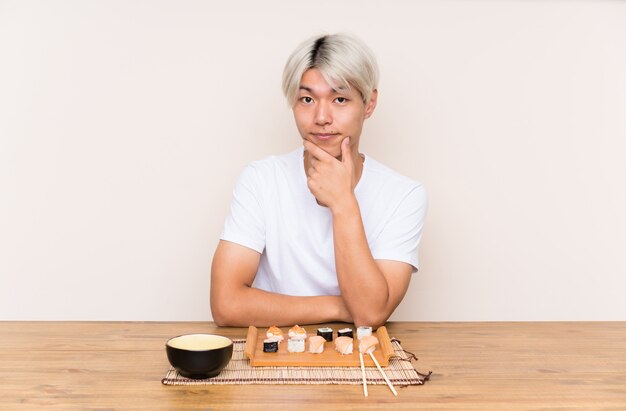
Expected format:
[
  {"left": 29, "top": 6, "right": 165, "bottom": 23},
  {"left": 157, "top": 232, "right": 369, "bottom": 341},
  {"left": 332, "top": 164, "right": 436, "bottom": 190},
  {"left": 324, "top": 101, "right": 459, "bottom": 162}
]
[{"left": 281, "top": 33, "right": 379, "bottom": 106}]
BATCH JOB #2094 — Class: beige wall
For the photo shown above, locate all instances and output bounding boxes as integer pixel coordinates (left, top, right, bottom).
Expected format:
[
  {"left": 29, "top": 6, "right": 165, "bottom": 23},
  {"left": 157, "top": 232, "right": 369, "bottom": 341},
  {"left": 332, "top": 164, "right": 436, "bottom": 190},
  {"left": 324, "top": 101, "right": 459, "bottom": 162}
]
[{"left": 1, "top": 0, "right": 625, "bottom": 320}]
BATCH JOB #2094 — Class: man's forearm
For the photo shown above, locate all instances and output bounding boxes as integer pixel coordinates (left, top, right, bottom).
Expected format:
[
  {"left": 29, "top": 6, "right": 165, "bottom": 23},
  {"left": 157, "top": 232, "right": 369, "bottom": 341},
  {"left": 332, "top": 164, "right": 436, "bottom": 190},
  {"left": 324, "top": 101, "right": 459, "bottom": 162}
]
[
  {"left": 212, "top": 286, "right": 351, "bottom": 327},
  {"left": 331, "top": 196, "right": 391, "bottom": 326}
]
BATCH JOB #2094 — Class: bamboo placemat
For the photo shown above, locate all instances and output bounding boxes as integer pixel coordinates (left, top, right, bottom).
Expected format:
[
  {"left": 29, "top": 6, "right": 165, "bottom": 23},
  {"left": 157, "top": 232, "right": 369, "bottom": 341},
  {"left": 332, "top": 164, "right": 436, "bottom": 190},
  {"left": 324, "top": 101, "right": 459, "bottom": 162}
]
[{"left": 162, "top": 338, "right": 431, "bottom": 386}]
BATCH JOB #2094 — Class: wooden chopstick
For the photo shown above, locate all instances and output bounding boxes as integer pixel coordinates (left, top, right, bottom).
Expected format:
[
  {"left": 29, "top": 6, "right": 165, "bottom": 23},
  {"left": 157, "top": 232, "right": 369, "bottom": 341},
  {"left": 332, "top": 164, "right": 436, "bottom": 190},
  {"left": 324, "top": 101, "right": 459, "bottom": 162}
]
[
  {"left": 368, "top": 351, "right": 398, "bottom": 396},
  {"left": 359, "top": 351, "right": 368, "bottom": 397}
]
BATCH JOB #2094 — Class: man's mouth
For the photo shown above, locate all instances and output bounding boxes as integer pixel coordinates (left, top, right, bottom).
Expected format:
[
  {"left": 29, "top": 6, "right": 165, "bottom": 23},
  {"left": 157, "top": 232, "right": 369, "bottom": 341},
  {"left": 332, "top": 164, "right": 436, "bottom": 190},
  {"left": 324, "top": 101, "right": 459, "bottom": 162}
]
[{"left": 312, "top": 133, "right": 339, "bottom": 141}]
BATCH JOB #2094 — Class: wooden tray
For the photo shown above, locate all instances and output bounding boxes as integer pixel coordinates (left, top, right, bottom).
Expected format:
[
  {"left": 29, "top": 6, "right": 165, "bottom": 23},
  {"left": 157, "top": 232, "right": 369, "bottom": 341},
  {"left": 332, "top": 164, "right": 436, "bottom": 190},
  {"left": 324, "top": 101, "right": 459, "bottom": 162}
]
[{"left": 243, "top": 325, "right": 394, "bottom": 367}]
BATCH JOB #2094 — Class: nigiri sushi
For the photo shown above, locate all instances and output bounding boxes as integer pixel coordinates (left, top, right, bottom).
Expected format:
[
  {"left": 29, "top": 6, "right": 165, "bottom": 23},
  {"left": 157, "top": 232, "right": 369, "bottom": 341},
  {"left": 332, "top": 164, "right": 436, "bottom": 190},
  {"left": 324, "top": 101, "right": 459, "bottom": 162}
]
[
  {"left": 358, "top": 335, "right": 379, "bottom": 354},
  {"left": 266, "top": 326, "right": 284, "bottom": 342},
  {"left": 334, "top": 336, "right": 353, "bottom": 355},
  {"left": 288, "top": 324, "right": 307, "bottom": 340},
  {"left": 308, "top": 335, "right": 326, "bottom": 354}
]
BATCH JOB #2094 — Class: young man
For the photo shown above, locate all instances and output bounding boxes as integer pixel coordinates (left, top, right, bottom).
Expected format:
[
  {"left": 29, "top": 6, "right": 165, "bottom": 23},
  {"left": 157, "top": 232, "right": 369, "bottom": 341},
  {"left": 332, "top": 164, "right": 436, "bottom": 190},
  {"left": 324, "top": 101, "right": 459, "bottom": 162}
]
[{"left": 210, "top": 33, "right": 427, "bottom": 328}]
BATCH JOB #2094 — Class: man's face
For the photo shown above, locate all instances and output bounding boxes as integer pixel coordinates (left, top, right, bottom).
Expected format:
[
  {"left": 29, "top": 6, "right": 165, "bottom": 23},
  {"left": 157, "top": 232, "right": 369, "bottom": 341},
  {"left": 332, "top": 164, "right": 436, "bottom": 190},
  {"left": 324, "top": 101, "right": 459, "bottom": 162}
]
[{"left": 292, "top": 68, "right": 377, "bottom": 159}]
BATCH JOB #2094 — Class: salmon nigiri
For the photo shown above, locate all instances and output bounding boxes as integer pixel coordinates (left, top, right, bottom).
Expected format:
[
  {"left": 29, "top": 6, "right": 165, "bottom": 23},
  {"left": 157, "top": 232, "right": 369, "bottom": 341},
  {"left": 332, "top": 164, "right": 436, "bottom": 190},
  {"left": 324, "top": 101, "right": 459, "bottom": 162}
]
[
  {"left": 358, "top": 335, "right": 379, "bottom": 354},
  {"left": 334, "top": 336, "right": 354, "bottom": 355},
  {"left": 308, "top": 335, "right": 326, "bottom": 354}
]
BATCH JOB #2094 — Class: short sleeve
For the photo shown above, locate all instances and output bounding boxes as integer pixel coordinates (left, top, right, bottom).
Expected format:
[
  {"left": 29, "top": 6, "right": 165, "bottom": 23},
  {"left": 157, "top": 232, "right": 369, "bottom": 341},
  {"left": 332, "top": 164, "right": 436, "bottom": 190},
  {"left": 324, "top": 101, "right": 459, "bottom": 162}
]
[
  {"left": 220, "top": 164, "right": 266, "bottom": 253},
  {"left": 370, "top": 184, "right": 428, "bottom": 272}
]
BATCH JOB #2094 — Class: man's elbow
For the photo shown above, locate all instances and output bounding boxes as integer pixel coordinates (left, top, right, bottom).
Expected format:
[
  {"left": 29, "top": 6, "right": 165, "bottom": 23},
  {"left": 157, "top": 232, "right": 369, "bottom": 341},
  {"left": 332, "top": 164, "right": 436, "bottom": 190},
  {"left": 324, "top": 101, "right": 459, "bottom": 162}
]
[
  {"left": 211, "top": 310, "right": 229, "bottom": 327},
  {"left": 211, "top": 298, "right": 239, "bottom": 327},
  {"left": 352, "top": 312, "right": 390, "bottom": 329}
]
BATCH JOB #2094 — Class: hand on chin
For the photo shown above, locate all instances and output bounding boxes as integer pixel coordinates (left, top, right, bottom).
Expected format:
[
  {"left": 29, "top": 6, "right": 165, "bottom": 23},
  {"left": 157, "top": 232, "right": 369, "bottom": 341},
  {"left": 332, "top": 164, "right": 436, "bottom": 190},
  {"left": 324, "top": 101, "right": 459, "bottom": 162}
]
[{"left": 303, "top": 138, "right": 342, "bottom": 160}]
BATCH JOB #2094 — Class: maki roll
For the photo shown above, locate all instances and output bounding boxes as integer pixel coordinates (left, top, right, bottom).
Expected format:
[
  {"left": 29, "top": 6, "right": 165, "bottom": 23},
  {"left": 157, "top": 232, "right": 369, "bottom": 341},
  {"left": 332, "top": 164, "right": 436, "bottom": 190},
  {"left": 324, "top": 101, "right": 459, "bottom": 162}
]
[
  {"left": 317, "top": 327, "right": 333, "bottom": 342},
  {"left": 337, "top": 327, "right": 353, "bottom": 338},
  {"left": 263, "top": 338, "right": 279, "bottom": 353},
  {"left": 356, "top": 326, "right": 373, "bottom": 340}
]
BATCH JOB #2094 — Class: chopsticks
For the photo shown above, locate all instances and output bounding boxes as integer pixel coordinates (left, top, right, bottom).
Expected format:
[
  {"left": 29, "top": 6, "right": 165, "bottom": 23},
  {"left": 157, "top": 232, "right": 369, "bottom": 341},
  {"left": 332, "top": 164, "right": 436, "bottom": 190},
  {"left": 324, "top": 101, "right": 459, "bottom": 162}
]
[
  {"left": 359, "top": 351, "right": 368, "bottom": 397},
  {"left": 358, "top": 333, "right": 397, "bottom": 397},
  {"left": 359, "top": 349, "right": 397, "bottom": 397},
  {"left": 368, "top": 351, "right": 398, "bottom": 396}
]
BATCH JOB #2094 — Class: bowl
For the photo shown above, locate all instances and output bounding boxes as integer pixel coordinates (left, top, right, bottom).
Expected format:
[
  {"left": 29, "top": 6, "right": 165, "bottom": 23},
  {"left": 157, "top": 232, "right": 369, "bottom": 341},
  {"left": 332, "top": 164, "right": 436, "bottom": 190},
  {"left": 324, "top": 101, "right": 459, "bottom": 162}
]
[{"left": 165, "top": 333, "right": 234, "bottom": 379}]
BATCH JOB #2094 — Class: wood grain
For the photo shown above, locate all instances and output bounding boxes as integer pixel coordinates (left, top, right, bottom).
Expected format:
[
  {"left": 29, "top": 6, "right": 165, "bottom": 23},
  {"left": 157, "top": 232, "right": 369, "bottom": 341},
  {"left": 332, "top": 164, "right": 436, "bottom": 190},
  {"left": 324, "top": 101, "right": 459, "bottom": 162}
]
[
  {"left": 1, "top": 321, "right": 625, "bottom": 410},
  {"left": 244, "top": 325, "right": 393, "bottom": 366}
]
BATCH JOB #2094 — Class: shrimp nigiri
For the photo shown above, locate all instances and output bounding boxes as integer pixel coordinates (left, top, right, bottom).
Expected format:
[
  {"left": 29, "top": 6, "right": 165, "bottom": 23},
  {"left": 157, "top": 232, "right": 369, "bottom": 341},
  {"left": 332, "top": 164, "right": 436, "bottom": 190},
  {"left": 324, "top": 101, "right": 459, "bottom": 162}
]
[
  {"left": 288, "top": 324, "right": 307, "bottom": 340},
  {"left": 308, "top": 335, "right": 326, "bottom": 354},
  {"left": 266, "top": 326, "right": 284, "bottom": 342},
  {"left": 334, "top": 336, "right": 354, "bottom": 355},
  {"left": 358, "top": 335, "right": 379, "bottom": 354}
]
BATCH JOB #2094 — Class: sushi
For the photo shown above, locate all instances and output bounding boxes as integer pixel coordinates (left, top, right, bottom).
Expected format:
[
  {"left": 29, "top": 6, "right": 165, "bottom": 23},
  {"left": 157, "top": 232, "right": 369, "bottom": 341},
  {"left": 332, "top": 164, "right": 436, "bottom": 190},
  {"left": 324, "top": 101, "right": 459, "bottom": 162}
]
[
  {"left": 288, "top": 325, "right": 307, "bottom": 340},
  {"left": 317, "top": 327, "right": 333, "bottom": 342},
  {"left": 308, "top": 335, "right": 326, "bottom": 354},
  {"left": 358, "top": 335, "right": 379, "bottom": 354},
  {"left": 337, "top": 327, "right": 353, "bottom": 338},
  {"left": 266, "top": 326, "right": 284, "bottom": 342},
  {"left": 334, "top": 336, "right": 353, "bottom": 355},
  {"left": 287, "top": 337, "right": 305, "bottom": 353},
  {"left": 263, "top": 337, "right": 279, "bottom": 353},
  {"left": 356, "top": 326, "right": 373, "bottom": 340}
]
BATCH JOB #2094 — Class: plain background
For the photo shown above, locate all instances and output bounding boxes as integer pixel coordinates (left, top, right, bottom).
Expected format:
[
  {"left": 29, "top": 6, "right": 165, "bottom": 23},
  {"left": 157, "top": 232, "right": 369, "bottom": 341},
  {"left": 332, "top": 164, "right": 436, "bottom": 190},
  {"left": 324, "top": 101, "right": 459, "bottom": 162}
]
[{"left": 1, "top": 0, "right": 625, "bottom": 321}]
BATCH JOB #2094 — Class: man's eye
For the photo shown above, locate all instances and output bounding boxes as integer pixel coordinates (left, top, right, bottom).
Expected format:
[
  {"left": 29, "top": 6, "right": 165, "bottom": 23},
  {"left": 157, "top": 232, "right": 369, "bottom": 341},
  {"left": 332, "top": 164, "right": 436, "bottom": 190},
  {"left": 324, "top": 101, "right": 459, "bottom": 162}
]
[
  {"left": 335, "top": 97, "right": 348, "bottom": 103},
  {"left": 300, "top": 96, "right": 313, "bottom": 103}
]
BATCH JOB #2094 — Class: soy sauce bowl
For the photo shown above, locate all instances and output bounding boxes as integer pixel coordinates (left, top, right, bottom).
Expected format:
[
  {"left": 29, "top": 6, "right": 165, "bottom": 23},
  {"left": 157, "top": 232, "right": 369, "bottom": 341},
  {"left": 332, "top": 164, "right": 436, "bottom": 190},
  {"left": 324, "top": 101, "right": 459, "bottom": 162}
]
[{"left": 166, "top": 334, "right": 234, "bottom": 379}]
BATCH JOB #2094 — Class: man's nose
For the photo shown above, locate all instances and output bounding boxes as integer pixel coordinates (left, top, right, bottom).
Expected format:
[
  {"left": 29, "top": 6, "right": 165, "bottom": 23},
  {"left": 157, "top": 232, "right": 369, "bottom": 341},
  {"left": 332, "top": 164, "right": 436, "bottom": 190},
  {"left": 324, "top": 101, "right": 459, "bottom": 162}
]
[{"left": 314, "top": 102, "right": 332, "bottom": 126}]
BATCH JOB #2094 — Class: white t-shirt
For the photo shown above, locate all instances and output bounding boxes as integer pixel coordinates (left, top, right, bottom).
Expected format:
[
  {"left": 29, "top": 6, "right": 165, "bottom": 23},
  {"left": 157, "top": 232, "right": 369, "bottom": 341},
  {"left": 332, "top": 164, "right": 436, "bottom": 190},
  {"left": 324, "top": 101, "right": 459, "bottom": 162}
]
[{"left": 220, "top": 147, "right": 427, "bottom": 297}]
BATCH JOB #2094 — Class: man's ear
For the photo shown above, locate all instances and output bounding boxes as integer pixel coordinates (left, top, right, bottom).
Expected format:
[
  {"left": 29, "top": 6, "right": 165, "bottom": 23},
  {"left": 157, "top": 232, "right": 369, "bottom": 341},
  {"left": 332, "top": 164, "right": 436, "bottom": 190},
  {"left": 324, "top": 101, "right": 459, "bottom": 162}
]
[{"left": 364, "top": 89, "right": 378, "bottom": 119}]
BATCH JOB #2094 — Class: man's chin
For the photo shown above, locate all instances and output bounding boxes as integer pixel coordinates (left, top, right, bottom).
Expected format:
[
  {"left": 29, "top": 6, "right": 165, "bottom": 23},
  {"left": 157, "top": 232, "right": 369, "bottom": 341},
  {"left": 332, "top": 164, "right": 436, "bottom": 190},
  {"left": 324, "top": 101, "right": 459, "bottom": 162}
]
[
  {"left": 322, "top": 147, "right": 343, "bottom": 160},
  {"left": 303, "top": 138, "right": 342, "bottom": 158}
]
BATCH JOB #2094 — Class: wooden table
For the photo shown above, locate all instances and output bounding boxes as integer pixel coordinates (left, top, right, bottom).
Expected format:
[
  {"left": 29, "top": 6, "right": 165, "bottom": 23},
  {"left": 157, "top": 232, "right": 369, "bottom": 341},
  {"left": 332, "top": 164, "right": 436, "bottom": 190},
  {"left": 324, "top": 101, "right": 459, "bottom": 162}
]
[{"left": 1, "top": 322, "right": 625, "bottom": 410}]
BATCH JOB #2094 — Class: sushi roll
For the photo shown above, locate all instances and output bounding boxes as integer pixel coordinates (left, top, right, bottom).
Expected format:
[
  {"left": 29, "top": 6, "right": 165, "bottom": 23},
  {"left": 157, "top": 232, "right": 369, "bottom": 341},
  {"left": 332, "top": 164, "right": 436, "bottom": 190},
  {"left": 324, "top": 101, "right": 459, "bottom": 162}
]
[
  {"left": 263, "top": 337, "right": 279, "bottom": 353},
  {"left": 266, "top": 326, "right": 284, "bottom": 342},
  {"left": 317, "top": 327, "right": 333, "bottom": 342},
  {"left": 334, "top": 336, "right": 353, "bottom": 355},
  {"left": 308, "top": 335, "right": 326, "bottom": 354},
  {"left": 287, "top": 337, "right": 305, "bottom": 353},
  {"left": 288, "top": 325, "right": 307, "bottom": 340},
  {"left": 356, "top": 326, "right": 373, "bottom": 340},
  {"left": 358, "top": 335, "right": 379, "bottom": 354},
  {"left": 337, "top": 327, "right": 353, "bottom": 338}
]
